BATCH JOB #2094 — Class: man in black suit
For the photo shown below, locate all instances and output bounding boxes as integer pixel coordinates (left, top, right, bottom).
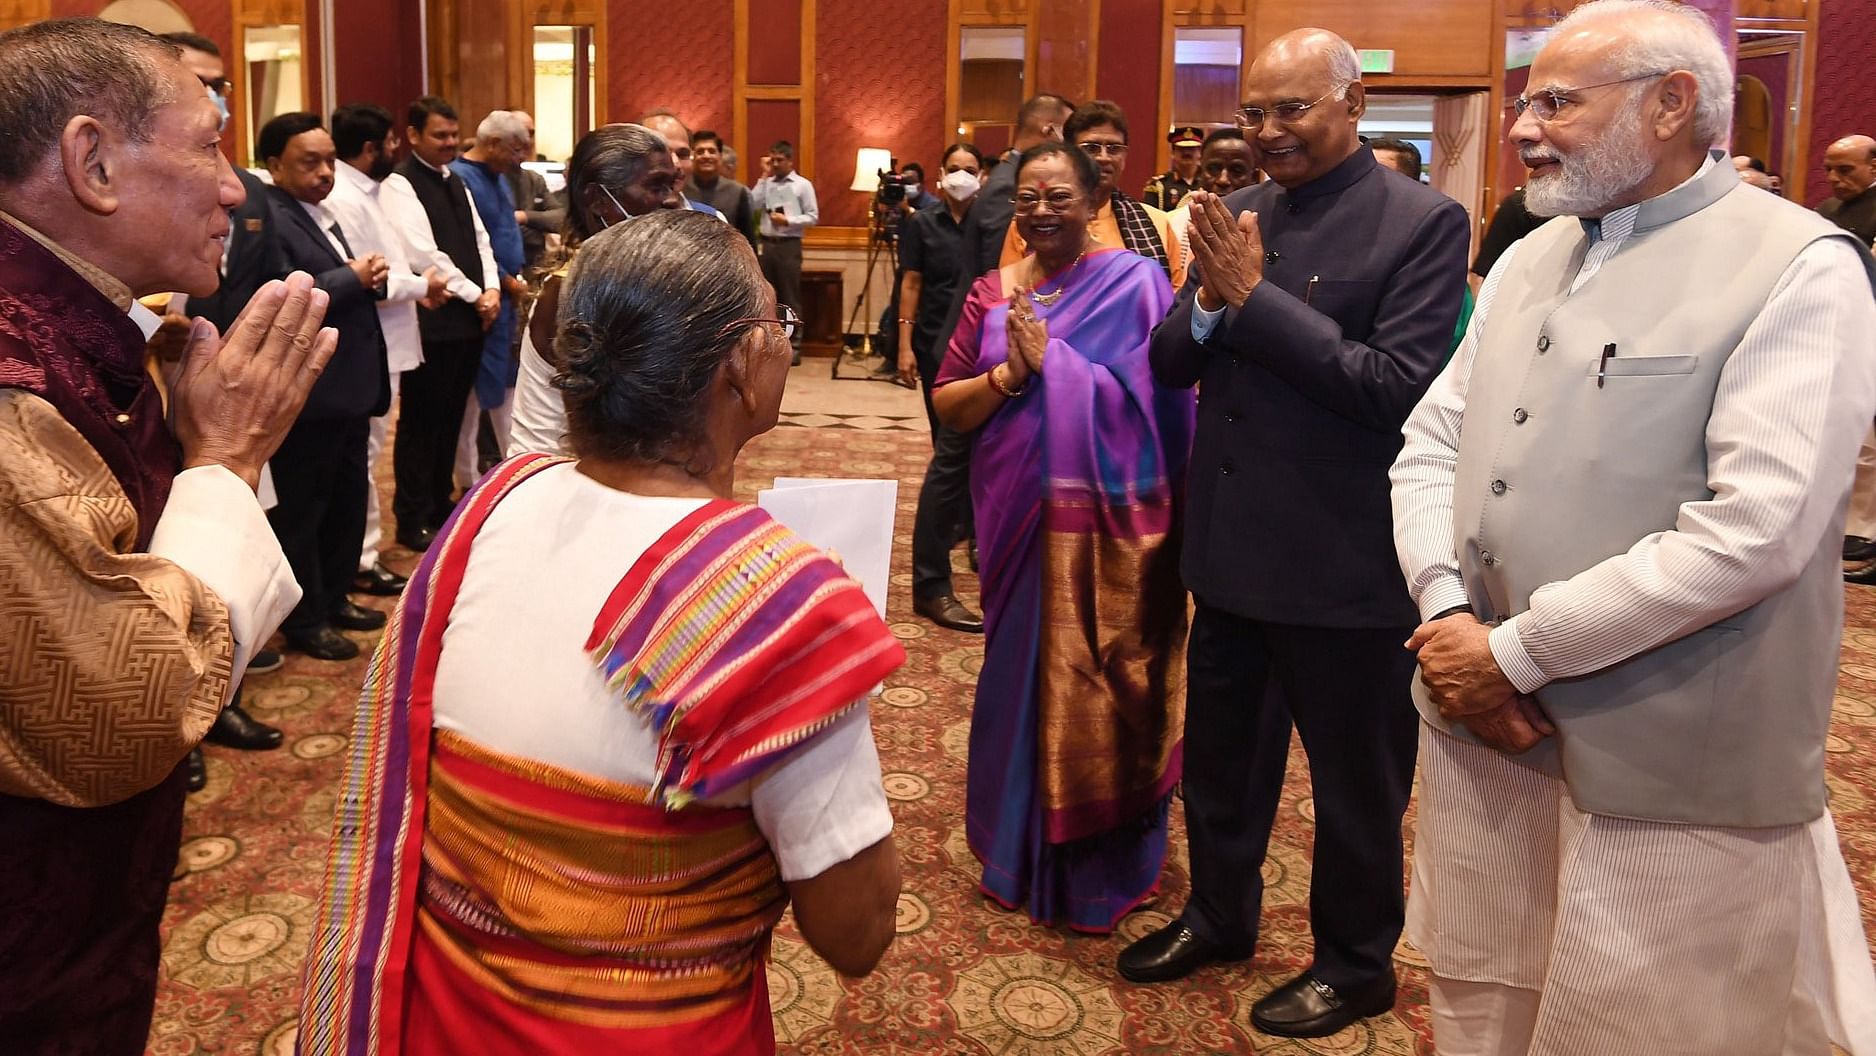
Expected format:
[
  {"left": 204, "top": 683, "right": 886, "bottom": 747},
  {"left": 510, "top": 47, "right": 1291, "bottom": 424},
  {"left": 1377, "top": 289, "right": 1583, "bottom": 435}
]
[
  {"left": 911, "top": 93, "right": 1075, "bottom": 634},
  {"left": 1115, "top": 29, "right": 1469, "bottom": 1040},
  {"left": 258, "top": 112, "right": 391, "bottom": 662}
]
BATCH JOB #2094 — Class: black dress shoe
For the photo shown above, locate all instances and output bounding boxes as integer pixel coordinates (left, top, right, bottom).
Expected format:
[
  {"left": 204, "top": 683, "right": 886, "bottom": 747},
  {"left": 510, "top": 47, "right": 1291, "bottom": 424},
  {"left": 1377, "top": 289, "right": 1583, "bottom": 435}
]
[
  {"left": 1116, "top": 921, "right": 1250, "bottom": 984},
  {"left": 1251, "top": 970, "right": 1397, "bottom": 1038},
  {"left": 185, "top": 747, "right": 207, "bottom": 793},
  {"left": 914, "top": 593, "right": 984, "bottom": 634},
  {"left": 331, "top": 600, "right": 388, "bottom": 632},
  {"left": 352, "top": 561, "right": 409, "bottom": 596},
  {"left": 1848, "top": 562, "right": 1876, "bottom": 585},
  {"left": 287, "top": 625, "right": 360, "bottom": 661},
  {"left": 245, "top": 647, "right": 284, "bottom": 676},
  {"left": 205, "top": 702, "right": 283, "bottom": 751},
  {"left": 1847, "top": 536, "right": 1876, "bottom": 562},
  {"left": 396, "top": 525, "right": 436, "bottom": 552}
]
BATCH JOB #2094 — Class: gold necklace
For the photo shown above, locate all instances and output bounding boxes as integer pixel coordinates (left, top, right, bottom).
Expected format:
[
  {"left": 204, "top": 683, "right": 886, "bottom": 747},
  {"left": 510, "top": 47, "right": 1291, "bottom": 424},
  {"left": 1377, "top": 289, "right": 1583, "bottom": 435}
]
[{"left": 1028, "top": 247, "right": 1090, "bottom": 307}]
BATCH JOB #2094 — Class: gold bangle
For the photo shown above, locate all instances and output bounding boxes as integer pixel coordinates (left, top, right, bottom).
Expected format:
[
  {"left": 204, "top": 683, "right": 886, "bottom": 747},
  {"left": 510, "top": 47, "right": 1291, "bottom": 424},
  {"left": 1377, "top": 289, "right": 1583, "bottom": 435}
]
[{"left": 987, "top": 364, "right": 1026, "bottom": 398}]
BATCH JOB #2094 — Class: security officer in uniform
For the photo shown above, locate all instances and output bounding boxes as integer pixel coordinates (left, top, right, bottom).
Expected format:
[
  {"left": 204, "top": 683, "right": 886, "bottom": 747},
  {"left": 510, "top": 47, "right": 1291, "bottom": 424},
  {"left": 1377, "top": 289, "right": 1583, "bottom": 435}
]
[{"left": 1142, "top": 126, "right": 1204, "bottom": 210}]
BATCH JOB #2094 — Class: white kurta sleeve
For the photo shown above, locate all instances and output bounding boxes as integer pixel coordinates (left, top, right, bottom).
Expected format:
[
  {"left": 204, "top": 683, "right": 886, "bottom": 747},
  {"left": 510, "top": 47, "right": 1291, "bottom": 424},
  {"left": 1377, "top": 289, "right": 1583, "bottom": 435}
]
[
  {"left": 749, "top": 705, "right": 893, "bottom": 883},
  {"left": 147, "top": 464, "right": 300, "bottom": 687}
]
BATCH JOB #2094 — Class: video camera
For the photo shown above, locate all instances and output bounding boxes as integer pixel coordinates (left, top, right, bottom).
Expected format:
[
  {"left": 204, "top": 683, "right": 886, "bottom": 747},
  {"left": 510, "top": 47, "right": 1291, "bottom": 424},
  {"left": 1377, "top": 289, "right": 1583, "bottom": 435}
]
[{"left": 875, "top": 169, "right": 908, "bottom": 206}]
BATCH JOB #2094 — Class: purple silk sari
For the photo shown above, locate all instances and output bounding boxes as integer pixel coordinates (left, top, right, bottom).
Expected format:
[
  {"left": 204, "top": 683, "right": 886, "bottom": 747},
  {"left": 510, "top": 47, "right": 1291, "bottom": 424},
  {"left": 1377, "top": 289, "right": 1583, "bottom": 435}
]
[{"left": 935, "top": 248, "right": 1194, "bottom": 932}]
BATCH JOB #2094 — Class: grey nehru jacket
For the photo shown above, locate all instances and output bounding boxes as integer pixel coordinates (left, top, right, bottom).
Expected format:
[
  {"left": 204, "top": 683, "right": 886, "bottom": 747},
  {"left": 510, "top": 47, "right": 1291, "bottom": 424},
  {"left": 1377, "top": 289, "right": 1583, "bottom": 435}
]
[{"left": 1418, "top": 159, "right": 1876, "bottom": 827}]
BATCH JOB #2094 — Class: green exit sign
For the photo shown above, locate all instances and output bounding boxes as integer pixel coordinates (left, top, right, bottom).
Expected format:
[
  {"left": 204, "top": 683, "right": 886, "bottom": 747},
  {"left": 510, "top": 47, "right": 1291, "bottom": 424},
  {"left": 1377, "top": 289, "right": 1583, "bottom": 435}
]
[{"left": 1359, "top": 49, "right": 1396, "bottom": 74}]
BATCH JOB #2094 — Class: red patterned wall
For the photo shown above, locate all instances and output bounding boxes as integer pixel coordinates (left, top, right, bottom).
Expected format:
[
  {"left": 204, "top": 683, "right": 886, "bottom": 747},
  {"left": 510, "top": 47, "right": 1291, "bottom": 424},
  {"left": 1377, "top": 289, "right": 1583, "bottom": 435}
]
[
  {"left": 605, "top": 0, "right": 735, "bottom": 140},
  {"left": 812, "top": 0, "right": 948, "bottom": 227},
  {"left": 1096, "top": 0, "right": 1163, "bottom": 199},
  {"left": 1809, "top": 0, "right": 1876, "bottom": 205}
]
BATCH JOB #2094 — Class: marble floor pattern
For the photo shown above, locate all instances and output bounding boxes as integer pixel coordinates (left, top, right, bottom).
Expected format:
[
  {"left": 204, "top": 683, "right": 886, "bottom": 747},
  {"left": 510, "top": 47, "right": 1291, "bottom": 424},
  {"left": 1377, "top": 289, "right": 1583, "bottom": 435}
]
[{"left": 150, "top": 369, "right": 1876, "bottom": 1054}]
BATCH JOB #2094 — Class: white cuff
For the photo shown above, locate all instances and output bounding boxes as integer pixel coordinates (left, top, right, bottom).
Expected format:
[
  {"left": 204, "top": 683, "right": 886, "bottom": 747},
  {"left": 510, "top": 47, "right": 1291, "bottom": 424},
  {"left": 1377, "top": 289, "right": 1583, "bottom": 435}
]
[
  {"left": 1192, "top": 299, "right": 1226, "bottom": 341},
  {"left": 147, "top": 465, "right": 301, "bottom": 701},
  {"left": 1488, "top": 617, "right": 1549, "bottom": 695},
  {"left": 1416, "top": 575, "right": 1473, "bottom": 623}
]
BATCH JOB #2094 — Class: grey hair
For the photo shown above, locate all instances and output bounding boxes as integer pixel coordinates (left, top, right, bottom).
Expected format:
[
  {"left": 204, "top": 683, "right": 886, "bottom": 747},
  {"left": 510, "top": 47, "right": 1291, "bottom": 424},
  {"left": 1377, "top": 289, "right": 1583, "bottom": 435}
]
[
  {"left": 1552, "top": 0, "right": 1733, "bottom": 145},
  {"left": 563, "top": 122, "right": 670, "bottom": 244},
  {"left": 1324, "top": 34, "right": 1361, "bottom": 99},
  {"left": 477, "top": 109, "right": 530, "bottom": 147},
  {"left": 0, "top": 18, "right": 182, "bottom": 185},
  {"left": 553, "top": 210, "right": 767, "bottom": 469}
]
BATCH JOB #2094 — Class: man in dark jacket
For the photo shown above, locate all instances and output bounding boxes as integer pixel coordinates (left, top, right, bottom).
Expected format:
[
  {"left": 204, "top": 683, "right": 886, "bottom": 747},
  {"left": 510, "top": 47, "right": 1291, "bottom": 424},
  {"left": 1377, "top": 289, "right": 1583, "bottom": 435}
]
[
  {"left": 1115, "top": 29, "right": 1469, "bottom": 1040},
  {"left": 258, "top": 112, "right": 390, "bottom": 662}
]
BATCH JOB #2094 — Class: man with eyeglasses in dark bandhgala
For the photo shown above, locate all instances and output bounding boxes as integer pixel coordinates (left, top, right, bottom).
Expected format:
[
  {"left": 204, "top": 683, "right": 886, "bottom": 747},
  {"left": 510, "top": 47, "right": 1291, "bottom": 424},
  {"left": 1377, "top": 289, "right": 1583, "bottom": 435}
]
[{"left": 1117, "top": 27, "right": 1469, "bottom": 1041}]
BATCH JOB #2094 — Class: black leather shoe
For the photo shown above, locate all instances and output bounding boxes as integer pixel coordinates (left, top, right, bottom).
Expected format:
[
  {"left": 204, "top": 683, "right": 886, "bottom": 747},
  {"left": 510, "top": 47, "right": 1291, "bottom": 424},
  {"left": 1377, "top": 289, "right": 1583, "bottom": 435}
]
[
  {"left": 396, "top": 526, "right": 436, "bottom": 552},
  {"left": 185, "top": 747, "right": 207, "bottom": 792},
  {"left": 352, "top": 561, "right": 409, "bottom": 596},
  {"left": 1848, "top": 562, "right": 1876, "bottom": 585},
  {"left": 1250, "top": 970, "right": 1397, "bottom": 1038},
  {"left": 1116, "top": 921, "right": 1250, "bottom": 984},
  {"left": 245, "top": 648, "right": 284, "bottom": 676},
  {"left": 914, "top": 593, "right": 984, "bottom": 634},
  {"left": 287, "top": 625, "right": 360, "bottom": 661},
  {"left": 331, "top": 601, "right": 387, "bottom": 632},
  {"left": 205, "top": 702, "right": 283, "bottom": 751},
  {"left": 1847, "top": 536, "right": 1876, "bottom": 562}
]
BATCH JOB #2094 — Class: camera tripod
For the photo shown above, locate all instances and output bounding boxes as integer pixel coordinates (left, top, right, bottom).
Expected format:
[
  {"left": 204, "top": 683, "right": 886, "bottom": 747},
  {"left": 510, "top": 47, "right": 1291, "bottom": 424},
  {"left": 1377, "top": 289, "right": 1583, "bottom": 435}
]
[{"left": 830, "top": 211, "right": 902, "bottom": 383}]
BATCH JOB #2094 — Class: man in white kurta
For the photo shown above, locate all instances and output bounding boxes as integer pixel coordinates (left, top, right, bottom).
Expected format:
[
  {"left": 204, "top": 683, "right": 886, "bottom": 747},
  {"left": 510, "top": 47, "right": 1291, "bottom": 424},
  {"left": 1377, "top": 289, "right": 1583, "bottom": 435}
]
[
  {"left": 1389, "top": 3, "right": 1876, "bottom": 1053},
  {"left": 325, "top": 103, "right": 442, "bottom": 593}
]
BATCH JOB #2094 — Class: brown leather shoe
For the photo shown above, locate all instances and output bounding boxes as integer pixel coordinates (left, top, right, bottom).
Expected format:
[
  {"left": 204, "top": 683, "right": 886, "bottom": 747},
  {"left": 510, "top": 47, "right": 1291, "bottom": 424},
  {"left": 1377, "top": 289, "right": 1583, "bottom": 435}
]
[{"left": 914, "top": 592, "right": 984, "bottom": 634}]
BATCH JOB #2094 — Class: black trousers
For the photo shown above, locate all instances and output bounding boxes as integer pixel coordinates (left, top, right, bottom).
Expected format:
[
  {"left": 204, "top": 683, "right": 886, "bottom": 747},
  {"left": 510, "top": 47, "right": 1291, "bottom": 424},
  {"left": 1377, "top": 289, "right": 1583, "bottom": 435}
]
[
  {"left": 759, "top": 237, "right": 803, "bottom": 345},
  {"left": 269, "top": 414, "right": 371, "bottom": 637},
  {"left": 1179, "top": 601, "right": 1420, "bottom": 988},
  {"left": 393, "top": 336, "right": 483, "bottom": 534},
  {"left": 910, "top": 400, "right": 974, "bottom": 603}
]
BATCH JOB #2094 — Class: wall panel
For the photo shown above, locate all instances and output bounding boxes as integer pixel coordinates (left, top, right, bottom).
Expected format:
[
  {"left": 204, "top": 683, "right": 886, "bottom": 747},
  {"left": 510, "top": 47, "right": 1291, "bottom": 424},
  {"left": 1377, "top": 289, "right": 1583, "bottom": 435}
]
[
  {"left": 607, "top": 0, "right": 731, "bottom": 132},
  {"left": 746, "top": 0, "right": 800, "bottom": 85},
  {"left": 1809, "top": 0, "right": 1876, "bottom": 204},
  {"left": 814, "top": 0, "right": 946, "bottom": 227},
  {"left": 1255, "top": 0, "right": 1494, "bottom": 79}
]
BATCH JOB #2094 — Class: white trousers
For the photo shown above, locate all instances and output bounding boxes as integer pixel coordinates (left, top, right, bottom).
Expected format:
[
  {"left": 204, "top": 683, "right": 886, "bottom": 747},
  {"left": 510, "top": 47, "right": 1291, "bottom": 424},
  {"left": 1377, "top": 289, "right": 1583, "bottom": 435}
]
[
  {"left": 358, "top": 371, "right": 400, "bottom": 572},
  {"left": 1847, "top": 425, "right": 1876, "bottom": 541},
  {"left": 1411, "top": 722, "right": 1876, "bottom": 1056},
  {"left": 454, "top": 387, "right": 514, "bottom": 493}
]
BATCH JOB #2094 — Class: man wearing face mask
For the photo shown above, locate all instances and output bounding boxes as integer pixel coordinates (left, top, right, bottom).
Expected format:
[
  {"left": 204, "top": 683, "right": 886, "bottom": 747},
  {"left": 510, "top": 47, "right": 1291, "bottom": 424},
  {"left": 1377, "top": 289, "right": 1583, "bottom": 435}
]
[{"left": 898, "top": 144, "right": 987, "bottom": 633}]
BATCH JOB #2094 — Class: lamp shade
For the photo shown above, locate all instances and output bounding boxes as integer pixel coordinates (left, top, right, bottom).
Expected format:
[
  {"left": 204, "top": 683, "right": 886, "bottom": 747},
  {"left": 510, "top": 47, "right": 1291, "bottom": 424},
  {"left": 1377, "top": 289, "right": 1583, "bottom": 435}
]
[{"left": 850, "top": 147, "right": 893, "bottom": 192}]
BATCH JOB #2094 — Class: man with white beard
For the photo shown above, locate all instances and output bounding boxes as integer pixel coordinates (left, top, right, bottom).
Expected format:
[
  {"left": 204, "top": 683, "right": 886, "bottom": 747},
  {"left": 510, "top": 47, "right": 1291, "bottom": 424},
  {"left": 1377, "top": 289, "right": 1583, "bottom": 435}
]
[{"left": 1390, "top": 1, "right": 1876, "bottom": 1053}]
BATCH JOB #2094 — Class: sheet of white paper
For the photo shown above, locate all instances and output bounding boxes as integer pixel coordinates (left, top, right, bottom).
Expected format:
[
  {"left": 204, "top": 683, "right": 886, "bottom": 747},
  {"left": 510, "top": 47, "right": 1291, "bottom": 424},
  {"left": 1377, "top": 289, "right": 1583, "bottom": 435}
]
[{"left": 758, "top": 478, "right": 898, "bottom": 619}]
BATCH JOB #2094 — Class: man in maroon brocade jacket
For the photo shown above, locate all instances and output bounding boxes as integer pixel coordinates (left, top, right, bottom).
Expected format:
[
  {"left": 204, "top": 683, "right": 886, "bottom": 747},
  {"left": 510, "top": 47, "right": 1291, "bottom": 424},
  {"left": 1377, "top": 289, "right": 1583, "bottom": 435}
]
[{"left": 0, "top": 19, "right": 340, "bottom": 1054}]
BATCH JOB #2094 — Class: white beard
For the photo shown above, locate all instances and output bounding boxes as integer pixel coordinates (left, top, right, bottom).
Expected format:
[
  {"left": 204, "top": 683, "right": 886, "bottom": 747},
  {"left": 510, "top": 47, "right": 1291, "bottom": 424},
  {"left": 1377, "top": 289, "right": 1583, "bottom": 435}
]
[{"left": 1523, "top": 103, "right": 1655, "bottom": 218}]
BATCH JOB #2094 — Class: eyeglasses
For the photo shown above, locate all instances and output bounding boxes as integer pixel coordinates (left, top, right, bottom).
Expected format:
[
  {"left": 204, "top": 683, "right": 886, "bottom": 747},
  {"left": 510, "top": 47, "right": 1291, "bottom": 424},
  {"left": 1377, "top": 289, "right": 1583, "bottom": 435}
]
[
  {"left": 1513, "top": 71, "right": 1668, "bottom": 122},
  {"left": 1078, "top": 141, "right": 1128, "bottom": 158},
  {"left": 719, "top": 303, "right": 800, "bottom": 342},
  {"left": 196, "top": 74, "right": 230, "bottom": 95},
  {"left": 671, "top": 147, "right": 692, "bottom": 161},
  {"left": 1012, "top": 191, "right": 1083, "bottom": 214},
  {"left": 1235, "top": 85, "right": 1347, "bottom": 130}
]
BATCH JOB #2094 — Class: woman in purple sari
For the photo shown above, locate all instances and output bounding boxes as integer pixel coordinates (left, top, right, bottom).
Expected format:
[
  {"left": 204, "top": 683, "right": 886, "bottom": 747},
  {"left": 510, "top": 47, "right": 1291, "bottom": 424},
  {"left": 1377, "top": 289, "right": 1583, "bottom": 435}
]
[{"left": 932, "top": 143, "right": 1194, "bottom": 933}]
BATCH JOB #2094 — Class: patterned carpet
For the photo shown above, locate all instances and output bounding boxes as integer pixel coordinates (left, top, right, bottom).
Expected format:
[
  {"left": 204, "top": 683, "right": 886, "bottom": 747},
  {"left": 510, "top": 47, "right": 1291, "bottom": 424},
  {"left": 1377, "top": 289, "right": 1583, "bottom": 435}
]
[{"left": 151, "top": 422, "right": 1876, "bottom": 1056}]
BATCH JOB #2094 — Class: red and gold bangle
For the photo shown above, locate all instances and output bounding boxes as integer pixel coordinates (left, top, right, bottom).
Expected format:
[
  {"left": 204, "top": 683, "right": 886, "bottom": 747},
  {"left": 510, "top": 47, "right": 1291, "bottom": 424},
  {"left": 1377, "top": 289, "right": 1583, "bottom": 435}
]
[{"left": 987, "top": 363, "right": 1026, "bottom": 398}]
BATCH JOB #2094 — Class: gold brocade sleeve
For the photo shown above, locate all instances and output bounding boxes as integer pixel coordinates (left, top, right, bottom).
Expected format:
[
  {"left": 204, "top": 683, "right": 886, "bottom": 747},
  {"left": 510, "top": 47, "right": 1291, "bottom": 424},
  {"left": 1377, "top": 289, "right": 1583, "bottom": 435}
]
[{"left": 0, "top": 390, "right": 233, "bottom": 807}]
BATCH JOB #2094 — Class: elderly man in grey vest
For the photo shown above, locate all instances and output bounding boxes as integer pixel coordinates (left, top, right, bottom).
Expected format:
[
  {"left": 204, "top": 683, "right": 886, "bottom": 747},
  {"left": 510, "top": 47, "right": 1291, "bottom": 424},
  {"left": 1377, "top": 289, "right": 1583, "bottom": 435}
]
[{"left": 1391, "top": 3, "right": 1876, "bottom": 1053}]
